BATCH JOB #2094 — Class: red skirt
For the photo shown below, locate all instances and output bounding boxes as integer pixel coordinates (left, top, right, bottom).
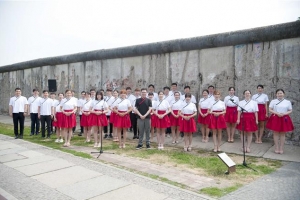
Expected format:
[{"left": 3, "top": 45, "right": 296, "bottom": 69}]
[
  {"left": 225, "top": 106, "right": 238, "bottom": 123},
  {"left": 150, "top": 113, "right": 158, "bottom": 128},
  {"left": 110, "top": 112, "right": 117, "bottom": 125},
  {"left": 53, "top": 112, "right": 63, "bottom": 128},
  {"left": 208, "top": 111, "right": 227, "bottom": 129},
  {"left": 258, "top": 104, "right": 268, "bottom": 121},
  {"left": 236, "top": 112, "right": 257, "bottom": 132},
  {"left": 180, "top": 114, "right": 196, "bottom": 133},
  {"left": 155, "top": 110, "right": 170, "bottom": 128},
  {"left": 80, "top": 111, "right": 92, "bottom": 127},
  {"left": 266, "top": 114, "right": 294, "bottom": 132},
  {"left": 114, "top": 111, "right": 131, "bottom": 128},
  {"left": 170, "top": 110, "right": 180, "bottom": 126},
  {"left": 61, "top": 110, "right": 76, "bottom": 128},
  {"left": 197, "top": 109, "right": 210, "bottom": 125},
  {"left": 91, "top": 110, "right": 108, "bottom": 127}
]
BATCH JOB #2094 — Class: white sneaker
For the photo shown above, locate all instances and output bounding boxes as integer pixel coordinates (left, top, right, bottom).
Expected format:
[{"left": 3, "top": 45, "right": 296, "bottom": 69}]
[
  {"left": 59, "top": 139, "right": 64, "bottom": 143},
  {"left": 97, "top": 143, "right": 101, "bottom": 147},
  {"left": 94, "top": 143, "right": 98, "bottom": 147},
  {"left": 55, "top": 139, "right": 59, "bottom": 143}
]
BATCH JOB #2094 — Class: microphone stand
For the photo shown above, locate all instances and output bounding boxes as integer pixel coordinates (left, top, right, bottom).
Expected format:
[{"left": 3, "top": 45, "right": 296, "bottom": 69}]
[{"left": 229, "top": 99, "right": 256, "bottom": 171}]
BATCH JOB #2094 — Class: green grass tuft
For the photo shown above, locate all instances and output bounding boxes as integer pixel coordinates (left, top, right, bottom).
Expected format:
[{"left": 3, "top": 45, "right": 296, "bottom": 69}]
[{"left": 200, "top": 184, "right": 243, "bottom": 197}]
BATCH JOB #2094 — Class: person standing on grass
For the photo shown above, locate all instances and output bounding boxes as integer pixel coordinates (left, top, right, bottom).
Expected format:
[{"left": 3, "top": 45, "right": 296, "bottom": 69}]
[
  {"left": 79, "top": 92, "right": 93, "bottom": 143},
  {"left": 9, "top": 88, "right": 28, "bottom": 139},
  {"left": 169, "top": 91, "right": 183, "bottom": 144},
  {"left": 148, "top": 92, "right": 157, "bottom": 142},
  {"left": 28, "top": 89, "right": 42, "bottom": 136},
  {"left": 77, "top": 91, "right": 86, "bottom": 136},
  {"left": 135, "top": 88, "right": 152, "bottom": 150},
  {"left": 52, "top": 93, "right": 64, "bottom": 143},
  {"left": 104, "top": 89, "right": 115, "bottom": 139},
  {"left": 38, "top": 90, "right": 53, "bottom": 139},
  {"left": 110, "top": 90, "right": 120, "bottom": 142},
  {"left": 198, "top": 89, "right": 212, "bottom": 142}
]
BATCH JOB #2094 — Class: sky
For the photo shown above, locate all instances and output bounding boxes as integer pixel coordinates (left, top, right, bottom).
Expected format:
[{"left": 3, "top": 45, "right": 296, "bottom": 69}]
[{"left": 0, "top": 0, "right": 299, "bottom": 66}]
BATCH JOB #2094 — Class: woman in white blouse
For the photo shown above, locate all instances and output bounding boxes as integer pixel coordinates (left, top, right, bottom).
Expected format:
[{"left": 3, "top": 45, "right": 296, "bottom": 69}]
[
  {"left": 208, "top": 91, "right": 227, "bottom": 152},
  {"left": 224, "top": 87, "right": 239, "bottom": 143},
  {"left": 266, "top": 89, "right": 294, "bottom": 154},
  {"left": 198, "top": 89, "right": 211, "bottom": 142},
  {"left": 155, "top": 91, "right": 171, "bottom": 150},
  {"left": 60, "top": 90, "right": 77, "bottom": 147},
  {"left": 52, "top": 93, "right": 64, "bottom": 143},
  {"left": 236, "top": 90, "right": 258, "bottom": 153},
  {"left": 79, "top": 92, "right": 92, "bottom": 143},
  {"left": 179, "top": 93, "right": 197, "bottom": 151},
  {"left": 90, "top": 91, "right": 109, "bottom": 148},
  {"left": 170, "top": 92, "right": 183, "bottom": 144},
  {"left": 113, "top": 89, "right": 132, "bottom": 148}
]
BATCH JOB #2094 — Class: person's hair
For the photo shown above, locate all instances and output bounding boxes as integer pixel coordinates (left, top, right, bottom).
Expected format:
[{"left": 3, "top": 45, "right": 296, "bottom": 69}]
[
  {"left": 163, "top": 86, "right": 170, "bottom": 90},
  {"left": 276, "top": 89, "right": 285, "bottom": 94},
  {"left": 135, "top": 88, "right": 140, "bottom": 92},
  {"left": 141, "top": 88, "right": 147, "bottom": 92},
  {"left": 65, "top": 89, "right": 71, "bottom": 94},
  {"left": 96, "top": 91, "right": 104, "bottom": 100},
  {"left": 50, "top": 92, "right": 56, "bottom": 95},
  {"left": 228, "top": 87, "right": 235, "bottom": 91},
  {"left": 208, "top": 85, "right": 214, "bottom": 89},
  {"left": 113, "top": 90, "right": 119, "bottom": 93},
  {"left": 185, "top": 93, "right": 192, "bottom": 98},
  {"left": 71, "top": 90, "right": 76, "bottom": 93},
  {"left": 15, "top": 87, "right": 21, "bottom": 91},
  {"left": 174, "top": 91, "right": 180, "bottom": 96},
  {"left": 243, "top": 90, "right": 251, "bottom": 95},
  {"left": 158, "top": 91, "right": 164, "bottom": 95},
  {"left": 33, "top": 88, "right": 38, "bottom": 92},
  {"left": 81, "top": 91, "right": 86, "bottom": 94},
  {"left": 106, "top": 89, "right": 112, "bottom": 92},
  {"left": 90, "top": 89, "right": 95, "bottom": 92},
  {"left": 171, "top": 83, "right": 177, "bottom": 86},
  {"left": 257, "top": 84, "right": 264, "bottom": 89},
  {"left": 213, "top": 90, "right": 221, "bottom": 95},
  {"left": 43, "top": 90, "right": 49, "bottom": 93},
  {"left": 126, "top": 87, "right": 131, "bottom": 90},
  {"left": 58, "top": 93, "right": 64, "bottom": 96},
  {"left": 120, "top": 89, "right": 127, "bottom": 94},
  {"left": 148, "top": 92, "right": 154, "bottom": 96},
  {"left": 202, "top": 89, "right": 209, "bottom": 94},
  {"left": 184, "top": 86, "right": 190, "bottom": 90},
  {"left": 100, "top": 89, "right": 104, "bottom": 92},
  {"left": 148, "top": 84, "right": 155, "bottom": 88},
  {"left": 85, "top": 92, "right": 91, "bottom": 96}
]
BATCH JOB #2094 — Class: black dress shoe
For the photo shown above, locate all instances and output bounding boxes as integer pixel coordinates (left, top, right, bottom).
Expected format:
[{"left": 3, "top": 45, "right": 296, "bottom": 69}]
[
  {"left": 133, "top": 136, "right": 137, "bottom": 139},
  {"left": 19, "top": 135, "right": 23, "bottom": 139},
  {"left": 15, "top": 135, "right": 19, "bottom": 139},
  {"left": 108, "top": 134, "right": 113, "bottom": 138},
  {"left": 30, "top": 133, "right": 34, "bottom": 136},
  {"left": 104, "top": 134, "right": 108, "bottom": 139},
  {"left": 78, "top": 133, "right": 83, "bottom": 136}
]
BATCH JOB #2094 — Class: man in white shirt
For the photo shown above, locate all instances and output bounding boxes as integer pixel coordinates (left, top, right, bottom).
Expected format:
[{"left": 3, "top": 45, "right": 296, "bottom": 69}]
[
  {"left": 104, "top": 89, "right": 115, "bottom": 139},
  {"left": 77, "top": 91, "right": 86, "bottom": 136},
  {"left": 169, "top": 83, "right": 182, "bottom": 97},
  {"left": 90, "top": 89, "right": 96, "bottom": 100},
  {"left": 9, "top": 88, "right": 28, "bottom": 139},
  {"left": 38, "top": 90, "right": 53, "bottom": 138},
  {"left": 128, "top": 88, "right": 141, "bottom": 139},
  {"left": 163, "top": 86, "right": 174, "bottom": 104},
  {"left": 208, "top": 85, "right": 215, "bottom": 100},
  {"left": 181, "top": 86, "right": 197, "bottom": 103},
  {"left": 28, "top": 89, "right": 42, "bottom": 136},
  {"left": 147, "top": 84, "right": 158, "bottom": 101}
]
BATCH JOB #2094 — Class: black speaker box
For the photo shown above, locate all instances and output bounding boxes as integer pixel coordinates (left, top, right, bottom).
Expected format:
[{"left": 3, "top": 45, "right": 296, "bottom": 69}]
[{"left": 48, "top": 79, "right": 57, "bottom": 92}]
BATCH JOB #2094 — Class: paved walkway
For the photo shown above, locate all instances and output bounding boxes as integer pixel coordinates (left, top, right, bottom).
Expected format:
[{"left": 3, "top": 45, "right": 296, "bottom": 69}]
[{"left": 0, "top": 134, "right": 212, "bottom": 200}]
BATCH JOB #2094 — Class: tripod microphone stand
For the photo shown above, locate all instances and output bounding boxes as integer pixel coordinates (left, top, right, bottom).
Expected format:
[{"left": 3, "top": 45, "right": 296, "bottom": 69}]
[{"left": 229, "top": 99, "right": 256, "bottom": 171}]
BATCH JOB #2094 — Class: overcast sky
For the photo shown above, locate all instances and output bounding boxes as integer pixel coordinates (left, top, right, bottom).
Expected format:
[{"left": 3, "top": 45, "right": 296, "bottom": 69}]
[{"left": 0, "top": 0, "right": 299, "bottom": 66}]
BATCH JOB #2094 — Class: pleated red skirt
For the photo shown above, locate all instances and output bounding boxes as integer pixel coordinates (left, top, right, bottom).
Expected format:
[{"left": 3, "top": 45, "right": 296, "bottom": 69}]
[
  {"left": 208, "top": 111, "right": 227, "bottom": 129},
  {"left": 150, "top": 113, "right": 158, "bottom": 128},
  {"left": 197, "top": 109, "right": 210, "bottom": 125},
  {"left": 258, "top": 104, "right": 268, "bottom": 121},
  {"left": 266, "top": 114, "right": 294, "bottom": 132},
  {"left": 114, "top": 111, "right": 131, "bottom": 128},
  {"left": 180, "top": 114, "right": 196, "bottom": 133},
  {"left": 91, "top": 110, "right": 108, "bottom": 127},
  {"left": 53, "top": 112, "right": 63, "bottom": 128},
  {"left": 80, "top": 111, "right": 92, "bottom": 127},
  {"left": 61, "top": 110, "right": 76, "bottom": 128},
  {"left": 110, "top": 112, "right": 117, "bottom": 125},
  {"left": 155, "top": 110, "right": 170, "bottom": 128},
  {"left": 170, "top": 110, "right": 180, "bottom": 126},
  {"left": 225, "top": 106, "right": 238, "bottom": 123},
  {"left": 236, "top": 112, "right": 257, "bottom": 132}
]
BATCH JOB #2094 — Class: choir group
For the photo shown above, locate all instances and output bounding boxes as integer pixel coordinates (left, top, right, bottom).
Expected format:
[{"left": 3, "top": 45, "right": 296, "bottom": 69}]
[{"left": 9, "top": 83, "right": 294, "bottom": 154}]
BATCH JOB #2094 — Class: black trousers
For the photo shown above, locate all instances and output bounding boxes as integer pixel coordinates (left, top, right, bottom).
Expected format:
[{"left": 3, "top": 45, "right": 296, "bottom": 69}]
[
  {"left": 79, "top": 115, "right": 83, "bottom": 133},
  {"left": 130, "top": 113, "right": 138, "bottom": 136},
  {"left": 40, "top": 115, "right": 51, "bottom": 137},
  {"left": 30, "top": 113, "right": 40, "bottom": 134},
  {"left": 13, "top": 112, "right": 25, "bottom": 136},
  {"left": 104, "top": 116, "right": 113, "bottom": 134}
]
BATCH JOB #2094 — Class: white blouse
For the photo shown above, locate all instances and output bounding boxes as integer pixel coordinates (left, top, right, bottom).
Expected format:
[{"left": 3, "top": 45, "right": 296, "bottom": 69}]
[
  {"left": 181, "top": 102, "right": 197, "bottom": 114},
  {"left": 9, "top": 96, "right": 28, "bottom": 113},
  {"left": 151, "top": 100, "right": 158, "bottom": 110},
  {"left": 61, "top": 98, "right": 77, "bottom": 110},
  {"left": 77, "top": 98, "right": 86, "bottom": 115},
  {"left": 238, "top": 100, "right": 258, "bottom": 113},
  {"left": 198, "top": 97, "right": 212, "bottom": 109},
  {"left": 28, "top": 96, "right": 42, "bottom": 113},
  {"left": 52, "top": 100, "right": 62, "bottom": 113},
  {"left": 209, "top": 100, "right": 226, "bottom": 111},
  {"left": 116, "top": 99, "right": 131, "bottom": 111},
  {"left": 156, "top": 99, "right": 170, "bottom": 111},
  {"left": 252, "top": 93, "right": 269, "bottom": 104},
  {"left": 81, "top": 99, "right": 92, "bottom": 111},
  {"left": 163, "top": 94, "right": 174, "bottom": 104},
  {"left": 269, "top": 99, "right": 292, "bottom": 113},
  {"left": 105, "top": 96, "right": 115, "bottom": 115},
  {"left": 170, "top": 99, "right": 183, "bottom": 111},
  {"left": 38, "top": 98, "right": 53, "bottom": 115},
  {"left": 90, "top": 100, "right": 108, "bottom": 110},
  {"left": 224, "top": 95, "right": 239, "bottom": 107}
]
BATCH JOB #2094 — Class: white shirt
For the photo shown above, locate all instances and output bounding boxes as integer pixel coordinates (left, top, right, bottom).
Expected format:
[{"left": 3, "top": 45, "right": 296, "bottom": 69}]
[
  {"left": 9, "top": 96, "right": 28, "bottom": 113},
  {"left": 224, "top": 95, "right": 239, "bottom": 107},
  {"left": 208, "top": 94, "right": 214, "bottom": 100},
  {"left": 105, "top": 96, "right": 115, "bottom": 115},
  {"left": 38, "top": 98, "right": 53, "bottom": 115},
  {"left": 80, "top": 99, "right": 92, "bottom": 112},
  {"left": 269, "top": 99, "right": 292, "bottom": 113},
  {"left": 90, "top": 100, "right": 108, "bottom": 110},
  {"left": 238, "top": 100, "right": 258, "bottom": 113},
  {"left": 77, "top": 98, "right": 86, "bottom": 115},
  {"left": 169, "top": 91, "right": 182, "bottom": 96},
  {"left": 198, "top": 97, "right": 212, "bottom": 109},
  {"left": 61, "top": 98, "right": 77, "bottom": 110},
  {"left": 156, "top": 99, "right": 170, "bottom": 111},
  {"left": 252, "top": 93, "right": 269, "bottom": 104},
  {"left": 116, "top": 99, "right": 131, "bottom": 111},
  {"left": 181, "top": 102, "right": 197, "bottom": 114},
  {"left": 180, "top": 94, "right": 197, "bottom": 103},
  {"left": 52, "top": 99, "right": 61, "bottom": 113},
  {"left": 147, "top": 92, "right": 159, "bottom": 101},
  {"left": 151, "top": 100, "right": 158, "bottom": 110},
  {"left": 170, "top": 99, "right": 183, "bottom": 111},
  {"left": 111, "top": 98, "right": 121, "bottom": 109},
  {"left": 28, "top": 96, "right": 42, "bottom": 113},
  {"left": 209, "top": 100, "right": 226, "bottom": 111},
  {"left": 163, "top": 93, "right": 174, "bottom": 104}
]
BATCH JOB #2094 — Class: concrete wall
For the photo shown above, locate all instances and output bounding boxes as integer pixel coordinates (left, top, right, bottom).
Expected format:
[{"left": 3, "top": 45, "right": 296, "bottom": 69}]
[{"left": 0, "top": 23, "right": 299, "bottom": 142}]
